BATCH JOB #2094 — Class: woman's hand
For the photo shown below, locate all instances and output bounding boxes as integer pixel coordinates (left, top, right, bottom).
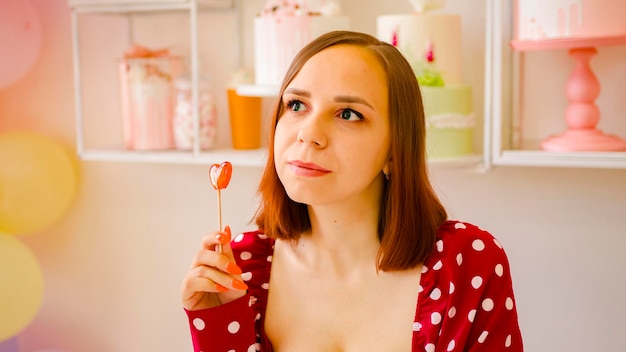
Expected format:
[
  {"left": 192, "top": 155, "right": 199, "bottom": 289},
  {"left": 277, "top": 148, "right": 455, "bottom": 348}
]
[{"left": 181, "top": 226, "right": 248, "bottom": 311}]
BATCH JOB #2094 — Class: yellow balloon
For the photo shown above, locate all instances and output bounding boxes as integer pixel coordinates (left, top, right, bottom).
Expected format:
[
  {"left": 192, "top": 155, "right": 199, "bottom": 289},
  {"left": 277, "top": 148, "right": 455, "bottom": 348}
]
[
  {"left": 0, "top": 233, "right": 44, "bottom": 341},
  {"left": 0, "top": 132, "right": 78, "bottom": 235}
]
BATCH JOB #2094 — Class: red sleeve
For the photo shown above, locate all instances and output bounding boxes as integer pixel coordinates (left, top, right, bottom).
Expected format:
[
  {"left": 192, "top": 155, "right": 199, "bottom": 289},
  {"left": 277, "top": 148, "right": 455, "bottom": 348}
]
[
  {"left": 185, "top": 295, "right": 257, "bottom": 352},
  {"left": 415, "top": 221, "right": 524, "bottom": 352}
]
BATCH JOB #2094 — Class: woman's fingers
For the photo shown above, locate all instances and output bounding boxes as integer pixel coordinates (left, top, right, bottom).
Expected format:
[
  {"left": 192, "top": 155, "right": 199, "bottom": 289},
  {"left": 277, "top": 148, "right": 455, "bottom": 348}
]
[
  {"left": 191, "top": 247, "right": 243, "bottom": 276},
  {"left": 196, "top": 226, "right": 242, "bottom": 274},
  {"left": 200, "top": 226, "right": 235, "bottom": 257},
  {"left": 218, "top": 226, "right": 237, "bottom": 258},
  {"left": 189, "top": 265, "right": 248, "bottom": 292},
  {"left": 200, "top": 227, "right": 230, "bottom": 251},
  {"left": 182, "top": 226, "right": 248, "bottom": 310}
]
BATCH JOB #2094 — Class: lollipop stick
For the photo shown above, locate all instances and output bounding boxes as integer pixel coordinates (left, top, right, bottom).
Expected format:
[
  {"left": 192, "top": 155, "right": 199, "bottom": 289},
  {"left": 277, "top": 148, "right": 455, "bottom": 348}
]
[{"left": 216, "top": 188, "right": 223, "bottom": 253}]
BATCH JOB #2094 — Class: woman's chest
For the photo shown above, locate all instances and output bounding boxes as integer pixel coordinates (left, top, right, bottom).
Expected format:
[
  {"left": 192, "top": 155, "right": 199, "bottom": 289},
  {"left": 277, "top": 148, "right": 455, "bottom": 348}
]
[{"left": 263, "top": 263, "right": 423, "bottom": 352}]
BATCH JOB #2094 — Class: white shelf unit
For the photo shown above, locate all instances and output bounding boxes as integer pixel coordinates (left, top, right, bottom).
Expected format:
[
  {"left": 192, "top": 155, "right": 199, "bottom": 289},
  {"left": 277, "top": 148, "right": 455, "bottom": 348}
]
[
  {"left": 483, "top": 0, "right": 626, "bottom": 169},
  {"left": 68, "top": 0, "right": 484, "bottom": 169},
  {"left": 68, "top": 0, "right": 270, "bottom": 167}
]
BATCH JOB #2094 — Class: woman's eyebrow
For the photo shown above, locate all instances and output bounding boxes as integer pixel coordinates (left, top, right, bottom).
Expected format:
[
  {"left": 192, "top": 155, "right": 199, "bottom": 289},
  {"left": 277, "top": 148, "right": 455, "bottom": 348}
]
[
  {"left": 334, "top": 95, "right": 374, "bottom": 110},
  {"left": 284, "top": 88, "right": 310, "bottom": 97}
]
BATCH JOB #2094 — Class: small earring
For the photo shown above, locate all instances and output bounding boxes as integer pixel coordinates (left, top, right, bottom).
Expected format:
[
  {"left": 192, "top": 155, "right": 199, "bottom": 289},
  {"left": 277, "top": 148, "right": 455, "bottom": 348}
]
[{"left": 384, "top": 171, "right": 390, "bottom": 181}]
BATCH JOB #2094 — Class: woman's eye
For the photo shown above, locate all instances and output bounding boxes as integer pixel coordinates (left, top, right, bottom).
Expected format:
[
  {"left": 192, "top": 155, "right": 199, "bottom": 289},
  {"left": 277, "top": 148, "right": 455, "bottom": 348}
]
[
  {"left": 340, "top": 109, "right": 363, "bottom": 121},
  {"left": 286, "top": 100, "right": 305, "bottom": 112}
]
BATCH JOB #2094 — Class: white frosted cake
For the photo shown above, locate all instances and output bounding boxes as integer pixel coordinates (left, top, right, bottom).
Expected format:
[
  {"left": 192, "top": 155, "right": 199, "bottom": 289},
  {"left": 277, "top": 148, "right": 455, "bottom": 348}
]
[
  {"left": 254, "top": 0, "right": 350, "bottom": 88},
  {"left": 377, "top": 2, "right": 475, "bottom": 159},
  {"left": 515, "top": 0, "right": 626, "bottom": 41}
]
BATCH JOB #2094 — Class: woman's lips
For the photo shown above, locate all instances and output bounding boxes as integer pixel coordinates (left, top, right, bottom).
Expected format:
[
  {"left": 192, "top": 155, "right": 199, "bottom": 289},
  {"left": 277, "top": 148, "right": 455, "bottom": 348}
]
[{"left": 287, "top": 160, "right": 331, "bottom": 177}]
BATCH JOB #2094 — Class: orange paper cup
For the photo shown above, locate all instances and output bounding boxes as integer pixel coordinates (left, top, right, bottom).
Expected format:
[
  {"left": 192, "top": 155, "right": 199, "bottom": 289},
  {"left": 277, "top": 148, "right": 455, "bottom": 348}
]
[{"left": 227, "top": 89, "right": 262, "bottom": 150}]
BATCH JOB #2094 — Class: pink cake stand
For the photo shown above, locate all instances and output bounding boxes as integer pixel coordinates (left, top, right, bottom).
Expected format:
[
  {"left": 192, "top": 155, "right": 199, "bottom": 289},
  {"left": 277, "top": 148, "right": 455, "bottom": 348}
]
[{"left": 511, "top": 35, "right": 626, "bottom": 152}]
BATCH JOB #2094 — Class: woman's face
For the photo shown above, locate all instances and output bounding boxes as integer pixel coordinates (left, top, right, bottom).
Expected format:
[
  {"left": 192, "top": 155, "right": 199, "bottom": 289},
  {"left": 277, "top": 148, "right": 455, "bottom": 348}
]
[{"left": 274, "top": 44, "right": 391, "bottom": 208}]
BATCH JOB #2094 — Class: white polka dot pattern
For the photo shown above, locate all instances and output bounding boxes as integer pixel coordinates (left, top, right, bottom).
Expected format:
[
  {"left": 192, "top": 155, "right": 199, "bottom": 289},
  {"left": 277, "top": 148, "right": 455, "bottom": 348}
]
[
  {"left": 227, "top": 321, "right": 240, "bottom": 334},
  {"left": 431, "top": 312, "right": 442, "bottom": 325},
  {"left": 411, "top": 221, "right": 523, "bottom": 351},
  {"left": 471, "top": 276, "right": 483, "bottom": 289},
  {"left": 482, "top": 298, "right": 494, "bottom": 312},
  {"left": 506, "top": 297, "right": 514, "bottom": 310},
  {"left": 430, "top": 288, "right": 441, "bottom": 300},
  {"left": 478, "top": 331, "right": 488, "bottom": 343},
  {"left": 448, "top": 306, "right": 456, "bottom": 318},
  {"left": 468, "top": 309, "right": 476, "bottom": 322},
  {"left": 192, "top": 318, "right": 205, "bottom": 331},
  {"left": 495, "top": 263, "right": 504, "bottom": 277}
]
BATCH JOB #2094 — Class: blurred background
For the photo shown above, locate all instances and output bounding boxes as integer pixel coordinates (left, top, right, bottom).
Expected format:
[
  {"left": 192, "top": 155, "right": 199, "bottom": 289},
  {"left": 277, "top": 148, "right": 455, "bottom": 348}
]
[{"left": 0, "top": 0, "right": 625, "bottom": 351}]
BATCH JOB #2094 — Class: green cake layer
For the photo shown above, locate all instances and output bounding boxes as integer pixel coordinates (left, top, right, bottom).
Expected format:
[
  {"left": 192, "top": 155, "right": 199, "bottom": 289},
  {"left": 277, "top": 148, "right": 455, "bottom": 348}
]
[{"left": 421, "top": 85, "right": 475, "bottom": 159}]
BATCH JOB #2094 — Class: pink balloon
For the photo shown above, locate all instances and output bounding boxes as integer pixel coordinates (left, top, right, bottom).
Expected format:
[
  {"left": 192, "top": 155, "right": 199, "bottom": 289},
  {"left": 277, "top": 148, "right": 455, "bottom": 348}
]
[{"left": 0, "top": 0, "right": 42, "bottom": 89}]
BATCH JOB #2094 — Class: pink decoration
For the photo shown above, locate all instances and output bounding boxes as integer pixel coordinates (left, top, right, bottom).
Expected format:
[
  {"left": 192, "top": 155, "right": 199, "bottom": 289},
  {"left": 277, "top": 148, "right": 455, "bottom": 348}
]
[
  {"left": 0, "top": 0, "right": 42, "bottom": 89},
  {"left": 541, "top": 46, "right": 626, "bottom": 151},
  {"left": 391, "top": 30, "right": 399, "bottom": 47},
  {"left": 425, "top": 40, "right": 435, "bottom": 63},
  {"left": 514, "top": 0, "right": 626, "bottom": 42}
]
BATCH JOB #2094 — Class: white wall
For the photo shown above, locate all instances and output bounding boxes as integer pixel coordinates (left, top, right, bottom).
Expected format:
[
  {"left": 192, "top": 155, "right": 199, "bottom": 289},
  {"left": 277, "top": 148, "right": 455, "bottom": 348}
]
[{"left": 1, "top": 0, "right": 625, "bottom": 351}]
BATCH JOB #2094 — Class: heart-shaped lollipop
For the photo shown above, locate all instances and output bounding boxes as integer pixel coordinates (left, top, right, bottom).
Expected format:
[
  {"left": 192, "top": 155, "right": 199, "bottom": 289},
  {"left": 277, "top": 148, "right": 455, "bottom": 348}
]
[
  {"left": 209, "top": 161, "right": 233, "bottom": 253},
  {"left": 209, "top": 161, "right": 233, "bottom": 190}
]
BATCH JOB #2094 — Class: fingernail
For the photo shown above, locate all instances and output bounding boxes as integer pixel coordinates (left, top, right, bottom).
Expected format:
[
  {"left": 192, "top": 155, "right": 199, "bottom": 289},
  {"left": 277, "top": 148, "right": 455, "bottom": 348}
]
[
  {"left": 215, "top": 233, "right": 225, "bottom": 243},
  {"left": 216, "top": 284, "right": 228, "bottom": 292},
  {"left": 225, "top": 225, "right": 231, "bottom": 240},
  {"left": 232, "top": 279, "right": 248, "bottom": 291},
  {"left": 226, "top": 262, "right": 242, "bottom": 275}
]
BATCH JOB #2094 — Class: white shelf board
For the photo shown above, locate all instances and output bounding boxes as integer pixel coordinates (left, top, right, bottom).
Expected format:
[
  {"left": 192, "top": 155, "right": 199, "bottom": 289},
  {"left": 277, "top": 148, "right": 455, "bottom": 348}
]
[
  {"left": 68, "top": 0, "right": 233, "bottom": 13},
  {"left": 80, "top": 147, "right": 268, "bottom": 167},
  {"left": 428, "top": 154, "right": 483, "bottom": 166},
  {"left": 428, "top": 154, "right": 486, "bottom": 172},
  {"left": 493, "top": 149, "right": 626, "bottom": 169}
]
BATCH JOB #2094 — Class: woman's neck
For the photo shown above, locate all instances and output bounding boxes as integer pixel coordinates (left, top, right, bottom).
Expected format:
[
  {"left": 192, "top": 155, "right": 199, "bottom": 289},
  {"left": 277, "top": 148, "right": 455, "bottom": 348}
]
[{"left": 292, "top": 201, "right": 382, "bottom": 279}]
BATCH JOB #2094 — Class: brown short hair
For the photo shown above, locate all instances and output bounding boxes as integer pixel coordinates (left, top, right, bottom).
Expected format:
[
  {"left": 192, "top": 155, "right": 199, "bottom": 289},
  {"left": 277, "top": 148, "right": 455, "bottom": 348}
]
[{"left": 254, "top": 30, "right": 447, "bottom": 271}]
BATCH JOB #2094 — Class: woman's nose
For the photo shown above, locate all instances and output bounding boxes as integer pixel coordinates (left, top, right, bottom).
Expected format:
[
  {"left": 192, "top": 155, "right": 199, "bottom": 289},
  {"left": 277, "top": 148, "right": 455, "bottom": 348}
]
[{"left": 297, "top": 114, "right": 328, "bottom": 148}]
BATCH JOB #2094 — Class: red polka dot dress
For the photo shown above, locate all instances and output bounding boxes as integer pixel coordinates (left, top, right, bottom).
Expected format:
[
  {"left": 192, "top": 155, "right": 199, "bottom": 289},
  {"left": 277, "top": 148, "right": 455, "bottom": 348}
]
[{"left": 185, "top": 221, "right": 524, "bottom": 351}]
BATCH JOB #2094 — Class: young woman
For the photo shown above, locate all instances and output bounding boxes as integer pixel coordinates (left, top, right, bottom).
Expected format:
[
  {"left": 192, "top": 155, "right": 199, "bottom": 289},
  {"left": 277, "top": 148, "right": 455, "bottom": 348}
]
[{"left": 181, "top": 30, "right": 523, "bottom": 351}]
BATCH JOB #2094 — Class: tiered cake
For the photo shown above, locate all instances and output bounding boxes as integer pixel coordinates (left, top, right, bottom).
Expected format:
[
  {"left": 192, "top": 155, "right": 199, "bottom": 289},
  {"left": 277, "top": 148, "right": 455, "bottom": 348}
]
[
  {"left": 253, "top": 0, "right": 350, "bottom": 88},
  {"left": 377, "top": 1, "right": 475, "bottom": 159},
  {"left": 515, "top": 0, "right": 626, "bottom": 41}
]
